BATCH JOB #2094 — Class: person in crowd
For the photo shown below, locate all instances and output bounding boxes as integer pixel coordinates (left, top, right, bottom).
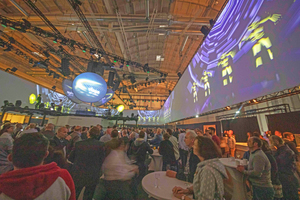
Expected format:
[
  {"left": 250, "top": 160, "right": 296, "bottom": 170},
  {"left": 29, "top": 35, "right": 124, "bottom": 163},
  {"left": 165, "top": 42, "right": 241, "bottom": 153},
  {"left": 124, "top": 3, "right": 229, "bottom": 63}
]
[
  {"left": 227, "top": 130, "right": 236, "bottom": 157},
  {"left": 261, "top": 140, "right": 283, "bottom": 200},
  {"left": 173, "top": 128, "right": 180, "bottom": 139},
  {"left": 172, "top": 136, "right": 227, "bottom": 200},
  {"left": 50, "top": 127, "right": 70, "bottom": 156},
  {"left": 0, "top": 133, "right": 76, "bottom": 200},
  {"left": 12, "top": 123, "right": 22, "bottom": 139},
  {"left": 97, "top": 124, "right": 104, "bottom": 139},
  {"left": 209, "top": 127, "right": 220, "bottom": 146},
  {"left": 68, "top": 127, "right": 105, "bottom": 200},
  {"left": 41, "top": 123, "right": 55, "bottom": 140},
  {"left": 102, "top": 138, "right": 139, "bottom": 200},
  {"left": 274, "top": 130, "right": 282, "bottom": 138},
  {"left": 159, "top": 133, "right": 176, "bottom": 171},
  {"left": 237, "top": 137, "right": 274, "bottom": 199},
  {"left": 282, "top": 132, "right": 299, "bottom": 160},
  {"left": 100, "top": 127, "right": 112, "bottom": 143},
  {"left": 220, "top": 137, "right": 229, "bottom": 157},
  {"left": 269, "top": 135, "right": 299, "bottom": 200},
  {"left": 178, "top": 129, "right": 189, "bottom": 167},
  {"left": 149, "top": 128, "right": 163, "bottom": 147},
  {"left": 0, "top": 123, "right": 14, "bottom": 174},
  {"left": 128, "top": 131, "right": 153, "bottom": 183},
  {"left": 44, "top": 145, "right": 70, "bottom": 170},
  {"left": 113, "top": 125, "right": 117, "bottom": 130},
  {"left": 16, "top": 123, "right": 37, "bottom": 138},
  {"left": 80, "top": 126, "right": 88, "bottom": 140},
  {"left": 204, "top": 129, "right": 212, "bottom": 139},
  {"left": 105, "top": 129, "right": 119, "bottom": 156},
  {"left": 167, "top": 129, "right": 180, "bottom": 165},
  {"left": 68, "top": 126, "right": 75, "bottom": 135},
  {"left": 65, "top": 125, "right": 70, "bottom": 132},
  {"left": 69, "top": 126, "right": 82, "bottom": 151},
  {"left": 167, "top": 130, "right": 200, "bottom": 183},
  {"left": 35, "top": 94, "right": 42, "bottom": 109}
]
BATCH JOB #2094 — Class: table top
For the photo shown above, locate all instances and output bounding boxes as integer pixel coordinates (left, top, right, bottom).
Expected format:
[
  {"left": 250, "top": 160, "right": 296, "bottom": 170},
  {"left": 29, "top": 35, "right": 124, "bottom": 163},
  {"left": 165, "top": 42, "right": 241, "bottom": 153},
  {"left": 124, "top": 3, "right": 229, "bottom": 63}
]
[
  {"left": 219, "top": 158, "right": 247, "bottom": 168},
  {"left": 142, "top": 171, "right": 192, "bottom": 200}
]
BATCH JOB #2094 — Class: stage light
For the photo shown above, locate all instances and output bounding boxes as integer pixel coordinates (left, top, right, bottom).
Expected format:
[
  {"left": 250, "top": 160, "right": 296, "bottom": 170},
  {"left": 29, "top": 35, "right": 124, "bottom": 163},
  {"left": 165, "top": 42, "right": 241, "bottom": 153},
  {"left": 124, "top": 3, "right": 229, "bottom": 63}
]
[
  {"left": 117, "top": 104, "right": 125, "bottom": 112},
  {"left": 52, "top": 86, "right": 56, "bottom": 90},
  {"left": 53, "top": 37, "right": 58, "bottom": 43},
  {"left": 236, "top": 110, "right": 240, "bottom": 114},
  {"left": 126, "top": 61, "right": 130, "bottom": 67},
  {"left": 10, "top": 67, "right": 18, "bottom": 72},
  {"left": 82, "top": 46, "right": 87, "bottom": 53},
  {"left": 90, "top": 48, "right": 96, "bottom": 54},
  {"left": 196, "top": 114, "right": 199, "bottom": 118},
  {"left": 144, "top": 83, "right": 147, "bottom": 87},
  {"left": 4, "top": 45, "right": 12, "bottom": 52},
  {"left": 10, "top": 23, "right": 16, "bottom": 30},
  {"left": 177, "top": 72, "right": 182, "bottom": 78},
  {"left": 209, "top": 19, "right": 215, "bottom": 27},
  {"left": 160, "top": 73, "right": 163, "bottom": 77},
  {"left": 148, "top": 82, "right": 150, "bottom": 85},
  {"left": 146, "top": 77, "right": 149, "bottom": 81},
  {"left": 200, "top": 25, "right": 210, "bottom": 36},
  {"left": 113, "top": 57, "right": 118, "bottom": 63}
]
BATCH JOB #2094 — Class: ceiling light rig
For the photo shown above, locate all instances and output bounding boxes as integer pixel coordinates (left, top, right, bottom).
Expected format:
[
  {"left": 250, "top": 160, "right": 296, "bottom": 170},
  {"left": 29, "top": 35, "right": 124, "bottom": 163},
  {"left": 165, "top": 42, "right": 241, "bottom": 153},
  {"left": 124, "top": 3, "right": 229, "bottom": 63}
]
[{"left": 0, "top": 15, "right": 168, "bottom": 77}]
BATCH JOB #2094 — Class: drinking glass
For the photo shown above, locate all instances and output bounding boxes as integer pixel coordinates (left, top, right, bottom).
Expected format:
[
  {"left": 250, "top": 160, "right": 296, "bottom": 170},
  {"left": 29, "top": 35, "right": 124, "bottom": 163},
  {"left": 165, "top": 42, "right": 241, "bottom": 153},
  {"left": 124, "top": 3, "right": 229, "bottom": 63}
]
[
  {"left": 154, "top": 173, "right": 160, "bottom": 189},
  {"left": 184, "top": 171, "right": 190, "bottom": 186}
]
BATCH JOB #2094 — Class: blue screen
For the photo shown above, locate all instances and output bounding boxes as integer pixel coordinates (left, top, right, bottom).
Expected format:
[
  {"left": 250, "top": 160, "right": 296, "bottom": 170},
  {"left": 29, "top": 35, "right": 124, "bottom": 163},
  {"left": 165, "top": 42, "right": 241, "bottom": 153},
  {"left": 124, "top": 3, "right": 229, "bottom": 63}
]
[
  {"left": 72, "top": 72, "right": 107, "bottom": 103},
  {"left": 62, "top": 79, "right": 82, "bottom": 104},
  {"left": 160, "top": 0, "right": 300, "bottom": 123}
]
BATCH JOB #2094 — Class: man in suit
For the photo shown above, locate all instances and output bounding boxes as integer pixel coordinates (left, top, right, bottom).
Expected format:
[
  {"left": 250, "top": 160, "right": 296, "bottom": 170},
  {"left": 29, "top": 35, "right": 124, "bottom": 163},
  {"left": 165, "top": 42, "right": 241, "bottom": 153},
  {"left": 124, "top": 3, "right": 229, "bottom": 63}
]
[
  {"left": 68, "top": 127, "right": 106, "bottom": 200},
  {"left": 49, "top": 127, "right": 70, "bottom": 157}
]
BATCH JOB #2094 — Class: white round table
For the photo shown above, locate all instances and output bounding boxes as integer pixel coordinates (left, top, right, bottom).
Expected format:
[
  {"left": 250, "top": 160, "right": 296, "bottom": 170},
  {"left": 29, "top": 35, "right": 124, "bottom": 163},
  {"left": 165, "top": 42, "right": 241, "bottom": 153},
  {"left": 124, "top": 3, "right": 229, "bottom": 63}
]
[
  {"left": 142, "top": 171, "right": 193, "bottom": 200},
  {"left": 219, "top": 158, "right": 249, "bottom": 200},
  {"left": 149, "top": 149, "right": 163, "bottom": 171}
]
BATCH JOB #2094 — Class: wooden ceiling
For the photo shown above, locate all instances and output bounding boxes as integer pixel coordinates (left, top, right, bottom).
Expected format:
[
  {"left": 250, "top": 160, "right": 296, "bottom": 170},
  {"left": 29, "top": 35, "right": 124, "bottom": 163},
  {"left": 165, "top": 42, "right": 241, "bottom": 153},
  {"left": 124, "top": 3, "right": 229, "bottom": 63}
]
[{"left": 0, "top": 0, "right": 226, "bottom": 110}]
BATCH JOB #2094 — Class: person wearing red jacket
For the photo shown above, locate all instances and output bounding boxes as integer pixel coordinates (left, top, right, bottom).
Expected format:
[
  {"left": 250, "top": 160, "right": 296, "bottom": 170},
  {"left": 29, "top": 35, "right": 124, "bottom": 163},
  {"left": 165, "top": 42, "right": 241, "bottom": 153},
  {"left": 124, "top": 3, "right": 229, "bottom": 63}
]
[{"left": 0, "top": 132, "right": 76, "bottom": 200}]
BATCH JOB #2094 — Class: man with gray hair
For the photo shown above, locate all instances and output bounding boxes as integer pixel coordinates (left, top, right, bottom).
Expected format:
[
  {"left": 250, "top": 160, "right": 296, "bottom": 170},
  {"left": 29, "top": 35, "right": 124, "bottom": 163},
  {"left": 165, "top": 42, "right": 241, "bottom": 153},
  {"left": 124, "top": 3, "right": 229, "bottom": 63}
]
[
  {"left": 166, "top": 129, "right": 200, "bottom": 183},
  {"left": 42, "top": 123, "right": 55, "bottom": 140}
]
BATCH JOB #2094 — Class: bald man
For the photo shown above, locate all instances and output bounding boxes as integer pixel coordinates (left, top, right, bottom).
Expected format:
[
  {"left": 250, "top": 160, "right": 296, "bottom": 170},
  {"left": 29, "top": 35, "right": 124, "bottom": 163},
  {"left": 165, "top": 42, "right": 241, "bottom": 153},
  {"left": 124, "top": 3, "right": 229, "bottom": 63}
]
[{"left": 50, "top": 127, "right": 70, "bottom": 155}]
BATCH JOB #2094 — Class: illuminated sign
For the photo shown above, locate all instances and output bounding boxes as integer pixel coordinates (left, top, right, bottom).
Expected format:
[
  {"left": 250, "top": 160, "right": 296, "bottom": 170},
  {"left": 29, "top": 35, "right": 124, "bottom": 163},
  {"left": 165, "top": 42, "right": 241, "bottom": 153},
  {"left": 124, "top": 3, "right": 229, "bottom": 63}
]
[
  {"left": 62, "top": 79, "right": 82, "bottom": 104},
  {"left": 94, "top": 89, "right": 114, "bottom": 106},
  {"left": 72, "top": 72, "right": 107, "bottom": 103}
]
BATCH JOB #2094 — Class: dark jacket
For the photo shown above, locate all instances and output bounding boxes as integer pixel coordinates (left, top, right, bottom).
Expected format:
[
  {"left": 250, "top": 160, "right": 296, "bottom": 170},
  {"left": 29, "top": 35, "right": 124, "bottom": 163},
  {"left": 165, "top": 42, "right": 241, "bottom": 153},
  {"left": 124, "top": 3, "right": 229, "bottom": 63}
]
[
  {"left": 263, "top": 150, "right": 281, "bottom": 185},
  {"left": 176, "top": 148, "right": 200, "bottom": 183},
  {"left": 41, "top": 130, "right": 55, "bottom": 140},
  {"left": 159, "top": 140, "right": 176, "bottom": 164},
  {"left": 49, "top": 136, "right": 69, "bottom": 152},
  {"left": 128, "top": 138, "right": 153, "bottom": 164},
  {"left": 68, "top": 138, "right": 105, "bottom": 187}
]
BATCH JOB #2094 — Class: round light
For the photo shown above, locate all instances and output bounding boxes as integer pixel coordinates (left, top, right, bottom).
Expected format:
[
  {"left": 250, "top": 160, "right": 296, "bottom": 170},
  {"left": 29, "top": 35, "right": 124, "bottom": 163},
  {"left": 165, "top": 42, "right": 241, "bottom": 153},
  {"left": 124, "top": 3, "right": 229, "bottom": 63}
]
[
  {"left": 117, "top": 105, "right": 125, "bottom": 112},
  {"left": 29, "top": 94, "right": 36, "bottom": 104},
  {"left": 72, "top": 72, "right": 107, "bottom": 103},
  {"left": 196, "top": 115, "right": 199, "bottom": 118},
  {"left": 236, "top": 110, "right": 240, "bottom": 114}
]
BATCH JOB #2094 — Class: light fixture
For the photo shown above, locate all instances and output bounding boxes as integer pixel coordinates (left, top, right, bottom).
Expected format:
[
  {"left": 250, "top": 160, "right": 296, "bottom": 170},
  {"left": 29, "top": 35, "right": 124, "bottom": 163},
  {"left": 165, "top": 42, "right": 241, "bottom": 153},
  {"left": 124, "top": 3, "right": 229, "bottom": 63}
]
[
  {"left": 196, "top": 115, "right": 199, "bottom": 118},
  {"left": 82, "top": 46, "right": 87, "bottom": 53},
  {"left": 53, "top": 37, "right": 58, "bottom": 43},
  {"left": 117, "top": 105, "right": 125, "bottom": 112},
  {"left": 236, "top": 110, "right": 240, "bottom": 114}
]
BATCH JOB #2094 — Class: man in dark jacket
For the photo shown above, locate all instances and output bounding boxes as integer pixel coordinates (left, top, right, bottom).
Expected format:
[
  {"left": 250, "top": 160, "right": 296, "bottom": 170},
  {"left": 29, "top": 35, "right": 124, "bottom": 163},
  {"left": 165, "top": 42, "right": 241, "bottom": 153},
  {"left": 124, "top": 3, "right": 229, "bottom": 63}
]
[
  {"left": 166, "top": 130, "right": 200, "bottom": 183},
  {"left": 49, "top": 127, "right": 70, "bottom": 156},
  {"left": 159, "top": 133, "right": 176, "bottom": 171},
  {"left": 128, "top": 131, "right": 153, "bottom": 182},
  {"left": 68, "top": 127, "right": 105, "bottom": 200}
]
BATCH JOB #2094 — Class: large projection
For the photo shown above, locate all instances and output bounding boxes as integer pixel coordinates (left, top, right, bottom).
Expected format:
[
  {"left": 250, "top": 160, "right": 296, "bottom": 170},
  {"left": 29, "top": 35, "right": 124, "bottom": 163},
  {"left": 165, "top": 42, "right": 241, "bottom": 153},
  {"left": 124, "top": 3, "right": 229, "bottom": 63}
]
[{"left": 162, "top": 0, "right": 300, "bottom": 123}]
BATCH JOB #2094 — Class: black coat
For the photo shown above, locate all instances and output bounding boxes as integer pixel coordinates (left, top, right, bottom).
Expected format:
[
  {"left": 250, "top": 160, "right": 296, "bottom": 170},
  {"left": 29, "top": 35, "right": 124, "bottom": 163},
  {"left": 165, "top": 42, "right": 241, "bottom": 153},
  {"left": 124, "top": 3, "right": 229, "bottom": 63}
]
[
  {"left": 176, "top": 148, "right": 200, "bottom": 183},
  {"left": 49, "top": 136, "right": 69, "bottom": 151},
  {"left": 69, "top": 138, "right": 105, "bottom": 187},
  {"left": 159, "top": 140, "right": 176, "bottom": 164},
  {"left": 128, "top": 140, "right": 153, "bottom": 164}
]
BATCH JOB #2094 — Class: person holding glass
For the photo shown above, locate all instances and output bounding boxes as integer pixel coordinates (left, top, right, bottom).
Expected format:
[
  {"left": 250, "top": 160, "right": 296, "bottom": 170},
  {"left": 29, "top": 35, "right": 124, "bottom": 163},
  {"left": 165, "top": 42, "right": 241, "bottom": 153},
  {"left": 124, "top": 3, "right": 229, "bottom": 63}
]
[{"left": 172, "top": 136, "right": 228, "bottom": 200}]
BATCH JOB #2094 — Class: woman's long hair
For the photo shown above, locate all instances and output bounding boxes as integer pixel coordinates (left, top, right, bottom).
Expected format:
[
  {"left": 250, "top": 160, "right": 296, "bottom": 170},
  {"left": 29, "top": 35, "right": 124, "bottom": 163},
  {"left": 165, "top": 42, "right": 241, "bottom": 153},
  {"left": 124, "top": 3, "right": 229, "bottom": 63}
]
[{"left": 195, "top": 136, "right": 222, "bottom": 160}]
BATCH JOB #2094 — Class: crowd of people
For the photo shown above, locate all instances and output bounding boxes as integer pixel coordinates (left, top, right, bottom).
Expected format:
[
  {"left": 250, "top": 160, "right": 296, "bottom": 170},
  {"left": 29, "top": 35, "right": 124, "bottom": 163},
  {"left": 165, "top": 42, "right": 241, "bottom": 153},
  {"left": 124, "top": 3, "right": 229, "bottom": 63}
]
[{"left": 0, "top": 121, "right": 299, "bottom": 200}]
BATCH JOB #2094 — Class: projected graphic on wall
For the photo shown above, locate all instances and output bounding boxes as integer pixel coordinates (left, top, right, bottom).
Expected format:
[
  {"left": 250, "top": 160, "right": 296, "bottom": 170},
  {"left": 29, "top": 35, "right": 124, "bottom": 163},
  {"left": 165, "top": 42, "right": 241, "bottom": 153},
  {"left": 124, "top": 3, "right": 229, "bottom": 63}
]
[{"left": 162, "top": 0, "right": 300, "bottom": 123}]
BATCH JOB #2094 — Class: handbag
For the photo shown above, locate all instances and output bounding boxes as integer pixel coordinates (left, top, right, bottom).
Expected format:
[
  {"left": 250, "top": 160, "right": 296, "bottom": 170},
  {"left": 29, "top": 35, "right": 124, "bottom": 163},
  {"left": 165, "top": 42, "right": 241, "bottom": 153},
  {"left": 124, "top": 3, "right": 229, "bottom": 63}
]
[{"left": 273, "top": 184, "right": 283, "bottom": 198}]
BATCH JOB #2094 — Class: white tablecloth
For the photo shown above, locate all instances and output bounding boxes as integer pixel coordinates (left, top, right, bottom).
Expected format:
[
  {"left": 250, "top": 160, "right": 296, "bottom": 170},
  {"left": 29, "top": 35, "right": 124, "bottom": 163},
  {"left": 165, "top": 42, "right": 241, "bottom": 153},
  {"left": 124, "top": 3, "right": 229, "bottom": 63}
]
[
  {"left": 149, "top": 149, "right": 163, "bottom": 171},
  {"left": 219, "top": 158, "right": 249, "bottom": 200},
  {"left": 142, "top": 171, "right": 192, "bottom": 200}
]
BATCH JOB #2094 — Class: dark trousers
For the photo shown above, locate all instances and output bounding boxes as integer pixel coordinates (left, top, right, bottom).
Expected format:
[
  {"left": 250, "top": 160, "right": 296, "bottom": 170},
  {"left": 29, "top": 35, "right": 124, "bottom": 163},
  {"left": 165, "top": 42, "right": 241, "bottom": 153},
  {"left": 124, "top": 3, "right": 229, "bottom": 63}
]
[
  {"left": 104, "top": 178, "right": 137, "bottom": 200},
  {"left": 252, "top": 185, "right": 274, "bottom": 200},
  {"left": 279, "top": 173, "right": 299, "bottom": 200},
  {"left": 179, "top": 149, "right": 188, "bottom": 169},
  {"left": 75, "top": 184, "right": 97, "bottom": 200}
]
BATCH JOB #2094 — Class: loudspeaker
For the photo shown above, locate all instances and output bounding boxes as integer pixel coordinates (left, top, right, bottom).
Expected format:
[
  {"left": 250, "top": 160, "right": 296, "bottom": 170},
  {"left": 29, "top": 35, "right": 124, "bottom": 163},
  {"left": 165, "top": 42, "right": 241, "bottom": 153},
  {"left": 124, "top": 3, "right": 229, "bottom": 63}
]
[
  {"left": 107, "top": 71, "right": 115, "bottom": 87},
  {"left": 112, "top": 81, "right": 120, "bottom": 91},
  {"left": 87, "top": 61, "right": 95, "bottom": 72},
  {"left": 87, "top": 62, "right": 104, "bottom": 76},
  {"left": 61, "top": 58, "right": 70, "bottom": 76},
  {"left": 200, "top": 25, "right": 210, "bottom": 36}
]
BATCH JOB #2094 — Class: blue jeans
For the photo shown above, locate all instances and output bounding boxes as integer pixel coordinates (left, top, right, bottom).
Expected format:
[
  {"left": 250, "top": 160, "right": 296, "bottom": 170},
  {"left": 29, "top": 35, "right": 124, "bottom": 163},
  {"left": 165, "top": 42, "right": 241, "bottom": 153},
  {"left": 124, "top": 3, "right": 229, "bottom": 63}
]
[{"left": 252, "top": 185, "right": 274, "bottom": 200}]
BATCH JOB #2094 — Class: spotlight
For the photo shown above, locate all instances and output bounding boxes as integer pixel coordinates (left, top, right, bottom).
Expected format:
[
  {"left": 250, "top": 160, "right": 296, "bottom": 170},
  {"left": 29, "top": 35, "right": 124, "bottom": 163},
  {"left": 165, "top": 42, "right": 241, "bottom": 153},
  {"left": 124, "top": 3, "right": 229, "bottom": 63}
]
[
  {"left": 236, "top": 110, "right": 240, "bottom": 114},
  {"left": 29, "top": 59, "right": 34, "bottom": 64},
  {"left": 90, "top": 48, "right": 96, "bottom": 54},
  {"left": 200, "top": 25, "right": 210, "bottom": 36},
  {"left": 4, "top": 45, "right": 12, "bottom": 52},
  {"left": 10, "top": 67, "right": 18, "bottom": 72},
  {"left": 53, "top": 37, "right": 58, "bottom": 43},
  {"left": 146, "top": 77, "right": 149, "bottom": 81},
  {"left": 43, "top": 51, "right": 50, "bottom": 58},
  {"left": 209, "top": 19, "right": 215, "bottom": 27},
  {"left": 117, "top": 105, "right": 125, "bottom": 112},
  {"left": 130, "top": 76, "right": 136, "bottom": 84},
  {"left": 177, "top": 72, "right": 182, "bottom": 78},
  {"left": 196, "top": 115, "right": 199, "bottom": 118},
  {"left": 113, "top": 57, "right": 118, "bottom": 63},
  {"left": 82, "top": 46, "right": 87, "bottom": 53},
  {"left": 148, "top": 82, "right": 150, "bottom": 86},
  {"left": 160, "top": 73, "right": 163, "bottom": 77},
  {"left": 126, "top": 61, "right": 130, "bottom": 67},
  {"left": 52, "top": 86, "right": 56, "bottom": 90}
]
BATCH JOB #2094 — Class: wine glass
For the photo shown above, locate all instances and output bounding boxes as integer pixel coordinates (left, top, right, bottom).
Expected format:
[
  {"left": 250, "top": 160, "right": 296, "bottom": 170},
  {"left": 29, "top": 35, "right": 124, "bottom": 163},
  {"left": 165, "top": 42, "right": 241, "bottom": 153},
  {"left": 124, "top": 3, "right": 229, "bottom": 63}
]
[{"left": 154, "top": 173, "right": 160, "bottom": 189}]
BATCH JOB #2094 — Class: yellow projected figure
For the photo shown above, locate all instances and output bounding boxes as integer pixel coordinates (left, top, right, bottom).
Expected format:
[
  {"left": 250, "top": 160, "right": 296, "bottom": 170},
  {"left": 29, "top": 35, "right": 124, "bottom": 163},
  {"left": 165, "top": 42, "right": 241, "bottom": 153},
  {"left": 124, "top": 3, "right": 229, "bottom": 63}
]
[
  {"left": 242, "top": 14, "right": 281, "bottom": 67},
  {"left": 200, "top": 71, "right": 212, "bottom": 97},
  {"left": 218, "top": 51, "right": 235, "bottom": 86},
  {"left": 191, "top": 82, "right": 198, "bottom": 103},
  {"left": 143, "top": 117, "right": 146, "bottom": 121}
]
